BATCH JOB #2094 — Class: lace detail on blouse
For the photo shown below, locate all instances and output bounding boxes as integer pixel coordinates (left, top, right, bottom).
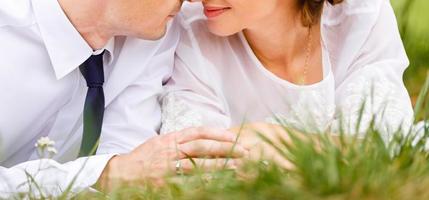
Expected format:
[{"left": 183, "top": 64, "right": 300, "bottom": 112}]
[
  {"left": 266, "top": 90, "right": 336, "bottom": 133},
  {"left": 160, "top": 95, "right": 203, "bottom": 134},
  {"left": 334, "top": 68, "right": 413, "bottom": 137}
]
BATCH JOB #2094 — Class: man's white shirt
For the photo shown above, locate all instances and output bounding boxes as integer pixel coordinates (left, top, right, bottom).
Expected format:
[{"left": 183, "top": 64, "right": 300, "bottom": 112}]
[{"left": 0, "top": 0, "right": 179, "bottom": 197}]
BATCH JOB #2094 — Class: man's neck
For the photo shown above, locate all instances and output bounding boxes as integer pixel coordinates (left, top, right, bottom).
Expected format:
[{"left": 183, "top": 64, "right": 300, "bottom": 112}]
[{"left": 58, "top": 0, "right": 113, "bottom": 50}]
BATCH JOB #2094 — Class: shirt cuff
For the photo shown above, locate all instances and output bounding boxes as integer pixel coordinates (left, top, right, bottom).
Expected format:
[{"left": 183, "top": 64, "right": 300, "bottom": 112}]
[{"left": 68, "top": 153, "right": 118, "bottom": 194}]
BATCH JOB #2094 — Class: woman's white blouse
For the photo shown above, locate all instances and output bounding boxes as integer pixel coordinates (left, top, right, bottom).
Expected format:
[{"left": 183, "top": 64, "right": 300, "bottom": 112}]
[{"left": 161, "top": 0, "right": 414, "bottom": 135}]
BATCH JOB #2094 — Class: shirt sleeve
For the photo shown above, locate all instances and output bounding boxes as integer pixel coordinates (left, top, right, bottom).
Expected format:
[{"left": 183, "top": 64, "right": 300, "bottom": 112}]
[
  {"left": 0, "top": 154, "right": 115, "bottom": 199},
  {"left": 96, "top": 22, "right": 181, "bottom": 154},
  {"left": 333, "top": 0, "right": 414, "bottom": 135}
]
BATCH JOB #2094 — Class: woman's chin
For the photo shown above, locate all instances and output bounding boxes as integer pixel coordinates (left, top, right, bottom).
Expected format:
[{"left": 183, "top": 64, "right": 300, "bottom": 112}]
[{"left": 207, "top": 23, "right": 239, "bottom": 37}]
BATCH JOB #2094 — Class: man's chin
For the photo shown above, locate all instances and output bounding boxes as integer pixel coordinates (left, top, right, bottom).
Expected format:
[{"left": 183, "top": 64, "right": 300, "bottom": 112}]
[{"left": 136, "top": 24, "right": 169, "bottom": 41}]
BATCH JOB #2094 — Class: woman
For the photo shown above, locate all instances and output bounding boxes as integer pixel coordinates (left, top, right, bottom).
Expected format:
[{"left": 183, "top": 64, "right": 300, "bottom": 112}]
[{"left": 161, "top": 0, "right": 413, "bottom": 140}]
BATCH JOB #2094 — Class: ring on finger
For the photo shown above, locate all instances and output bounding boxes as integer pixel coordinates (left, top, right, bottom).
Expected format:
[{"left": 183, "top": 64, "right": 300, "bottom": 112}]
[{"left": 175, "top": 160, "right": 183, "bottom": 174}]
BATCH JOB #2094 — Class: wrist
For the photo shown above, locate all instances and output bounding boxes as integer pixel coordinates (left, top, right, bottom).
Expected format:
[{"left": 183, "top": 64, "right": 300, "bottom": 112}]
[{"left": 96, "top": 154, "right": 125, "bottom": 192}]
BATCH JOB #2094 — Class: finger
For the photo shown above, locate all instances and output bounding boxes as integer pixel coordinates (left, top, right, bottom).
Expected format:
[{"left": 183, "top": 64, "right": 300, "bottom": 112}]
[
  {"left": 173, "top": 158, "right": 242, "bottom": 174},
  {"left": 170, "top": 127, "right": 238, "bottom": 144},
  {"left": 177, "top": 139, "right": 248, "bottom": 159}
]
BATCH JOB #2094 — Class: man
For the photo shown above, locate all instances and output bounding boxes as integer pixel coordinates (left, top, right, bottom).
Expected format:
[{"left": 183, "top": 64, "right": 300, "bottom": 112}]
[{"left": 0, "top": 0, "right": 247, "bottom": 197}]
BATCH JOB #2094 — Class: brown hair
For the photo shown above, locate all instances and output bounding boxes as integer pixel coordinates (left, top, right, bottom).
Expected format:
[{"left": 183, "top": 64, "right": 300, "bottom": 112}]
[{"left": 299, "top": 0, "right": 344, "bottom": 27}]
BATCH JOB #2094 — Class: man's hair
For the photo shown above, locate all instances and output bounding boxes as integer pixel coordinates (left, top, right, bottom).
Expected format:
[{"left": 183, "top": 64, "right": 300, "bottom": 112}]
[{"left": 299, "top": 0, "right": 344, "bottom": 27}]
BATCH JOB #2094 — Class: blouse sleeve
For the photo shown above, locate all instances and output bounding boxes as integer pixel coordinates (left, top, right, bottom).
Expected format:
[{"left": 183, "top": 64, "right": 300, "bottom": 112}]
[
  {"left": 159, "top": 21, "right": 231, "bottom": 134},
  {"left": 333, "top": 0, "right": 414, "bottom": 135},
  {"left": 160, "top": 56, "right": 231, "bottom": 134}
]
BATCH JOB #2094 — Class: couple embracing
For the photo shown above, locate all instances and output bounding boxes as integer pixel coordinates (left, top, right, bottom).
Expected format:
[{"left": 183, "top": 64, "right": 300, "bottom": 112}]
[{"left": 0, "top": 0, "right": 413, "bottom": 197}]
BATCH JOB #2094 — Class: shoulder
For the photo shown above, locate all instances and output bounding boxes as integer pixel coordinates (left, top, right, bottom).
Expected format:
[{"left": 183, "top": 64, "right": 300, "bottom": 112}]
[
  {"left": 324, "top": 0, "right": 406, "bottom": 85},
  {"left": 322, "top": 0, "right": 398, "bottom": 54},
  {"left": 0, "top": 0, "right": 35, "bottom": 28},
  {"left": 322, "top": 0, "right": 392, "bottom": 58},
  {"left": 322, "top": 0, "right": 385, "bottom": 26}
]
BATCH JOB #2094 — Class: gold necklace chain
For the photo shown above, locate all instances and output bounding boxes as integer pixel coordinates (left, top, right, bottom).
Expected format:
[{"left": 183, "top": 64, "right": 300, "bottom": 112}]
[{"left": 300, "top": 26, "right": 313, "bottom": 85}]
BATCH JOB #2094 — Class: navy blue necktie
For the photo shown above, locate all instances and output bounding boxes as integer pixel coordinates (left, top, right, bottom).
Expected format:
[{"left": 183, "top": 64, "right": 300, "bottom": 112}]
[{"left": 78, "top": 52, "right": 105, "bottom": 157}]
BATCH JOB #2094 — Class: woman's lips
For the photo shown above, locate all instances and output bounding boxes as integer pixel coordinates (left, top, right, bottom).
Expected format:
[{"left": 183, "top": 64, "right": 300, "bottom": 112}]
[{"left": 204, "top": 6, "right": 231, "bottom": 19}]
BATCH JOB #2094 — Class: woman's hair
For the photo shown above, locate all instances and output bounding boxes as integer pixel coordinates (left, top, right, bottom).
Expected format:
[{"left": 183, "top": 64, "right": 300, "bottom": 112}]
[{"left": 299, "top": 0, "right": 344, "bottom": 27}]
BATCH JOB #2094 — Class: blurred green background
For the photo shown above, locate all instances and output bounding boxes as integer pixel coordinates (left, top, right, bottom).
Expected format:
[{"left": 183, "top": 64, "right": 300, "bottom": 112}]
[{"left": 392, "top": 0, "right": 429, "bottom": 105}]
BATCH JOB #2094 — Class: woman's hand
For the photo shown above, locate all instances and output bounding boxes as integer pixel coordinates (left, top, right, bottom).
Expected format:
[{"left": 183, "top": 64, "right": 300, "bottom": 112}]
[
  {"left": 231, "top": 122, "right": 343, "bottom": 170},
  {"left": 230, "top": 123, "right": 297, "bottom": 169}
]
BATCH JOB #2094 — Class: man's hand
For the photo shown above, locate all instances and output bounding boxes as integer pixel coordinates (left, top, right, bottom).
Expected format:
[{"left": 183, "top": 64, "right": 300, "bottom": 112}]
[{"left": 97, "top": 127, "right": 248, "bottom": 190}]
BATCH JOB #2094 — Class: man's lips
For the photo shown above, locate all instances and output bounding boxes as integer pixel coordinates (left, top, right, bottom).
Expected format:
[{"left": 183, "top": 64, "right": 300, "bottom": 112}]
[
  {"left": 168, "top": 8, "right": 180, "bottom": 18},
  {"left": 204, "top": 6, "right": 231, "bottom": 19},
  {"left": 167, "top": 13, "right": 178, "bottom": 19}
]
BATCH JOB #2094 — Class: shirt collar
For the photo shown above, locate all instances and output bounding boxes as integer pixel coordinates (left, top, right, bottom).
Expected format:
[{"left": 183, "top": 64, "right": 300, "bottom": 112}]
[
  {"left": 94, "top": 38, "right": 115, "bottom": 65},
  {"left": 31, "top": 0, "right": 114, "bottom": 80}
]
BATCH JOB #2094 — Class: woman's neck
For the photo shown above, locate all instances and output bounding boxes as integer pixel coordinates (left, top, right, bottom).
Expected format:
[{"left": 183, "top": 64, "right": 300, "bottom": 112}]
[
  {"left": 243, "top": 2, "right": 322, "bottom": 84},
  {"left": 244, "top": 4, "right": 297, "bottom": 61}
]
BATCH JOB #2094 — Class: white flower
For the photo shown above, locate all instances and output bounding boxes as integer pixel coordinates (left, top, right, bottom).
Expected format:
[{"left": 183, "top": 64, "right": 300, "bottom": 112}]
[
  {"left": 35, "top": 136, "right": 55, "bottom": 148},
  {"left": 35, "top": 136, "right": 57, "bottom": 158}
]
